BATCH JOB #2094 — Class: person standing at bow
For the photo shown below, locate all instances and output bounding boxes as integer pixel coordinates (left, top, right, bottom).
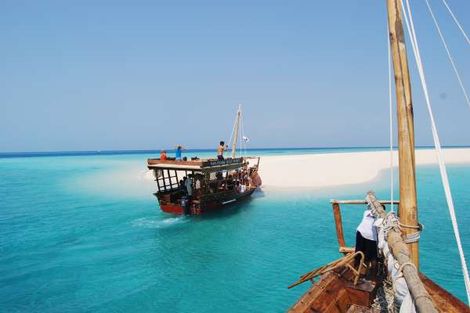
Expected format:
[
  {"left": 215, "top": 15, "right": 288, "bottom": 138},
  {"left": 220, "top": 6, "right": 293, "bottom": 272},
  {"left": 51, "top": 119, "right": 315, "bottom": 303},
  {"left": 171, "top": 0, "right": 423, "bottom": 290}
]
[
  {"left": 217, "top": 141, "right": 227, "bottom": 160},
  {"left": 355, "top": 206, "right": 380, "bottom": 277}
]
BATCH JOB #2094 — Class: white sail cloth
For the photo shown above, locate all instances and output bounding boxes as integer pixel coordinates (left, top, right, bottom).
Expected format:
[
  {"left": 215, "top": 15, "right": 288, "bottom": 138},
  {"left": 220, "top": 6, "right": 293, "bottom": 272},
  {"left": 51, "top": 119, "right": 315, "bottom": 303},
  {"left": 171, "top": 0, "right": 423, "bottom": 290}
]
[{"left": 375, "top": 214, "right": 417, "bottom": 313}]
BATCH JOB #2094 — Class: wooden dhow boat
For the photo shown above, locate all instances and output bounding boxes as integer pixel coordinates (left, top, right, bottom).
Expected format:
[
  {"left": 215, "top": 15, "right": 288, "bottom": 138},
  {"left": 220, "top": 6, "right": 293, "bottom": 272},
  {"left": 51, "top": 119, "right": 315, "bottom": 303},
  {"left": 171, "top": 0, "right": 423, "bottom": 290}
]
[
  {"left": 288, "top": 0, "right": 470, "bottom": 312},
  {"left": 148, "top": 106, "right": 262, "bottom": 215}
]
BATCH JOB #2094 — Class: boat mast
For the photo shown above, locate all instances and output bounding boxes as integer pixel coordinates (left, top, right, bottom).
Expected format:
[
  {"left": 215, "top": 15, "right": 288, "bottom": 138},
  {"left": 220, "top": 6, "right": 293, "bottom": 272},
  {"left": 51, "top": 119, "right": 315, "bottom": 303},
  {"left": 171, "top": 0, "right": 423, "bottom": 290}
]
[
  {"left": 386, "top": 0, "right": 419, "bottom": 267},
  {"left": 231, "top": 105, "right": 242, "bottom": 158}
]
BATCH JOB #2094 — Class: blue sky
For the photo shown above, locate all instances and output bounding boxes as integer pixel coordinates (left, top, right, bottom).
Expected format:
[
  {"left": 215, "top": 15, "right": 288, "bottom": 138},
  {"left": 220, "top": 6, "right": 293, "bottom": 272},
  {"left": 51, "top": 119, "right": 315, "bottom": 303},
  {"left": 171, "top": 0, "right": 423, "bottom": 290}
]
[{"left": 1, "top": 0, "right": 469, "bottom": 152}]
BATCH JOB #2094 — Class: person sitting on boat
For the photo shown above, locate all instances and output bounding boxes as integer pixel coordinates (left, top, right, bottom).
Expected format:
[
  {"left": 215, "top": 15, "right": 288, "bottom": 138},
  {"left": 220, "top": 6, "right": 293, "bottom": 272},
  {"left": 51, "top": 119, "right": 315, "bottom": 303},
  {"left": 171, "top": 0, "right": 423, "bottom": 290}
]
[
  {"left": 217, "top": 141, "right": 227, "bottom": 160},
  {"left": 185, "top": 175, "right": 193, "bottom": 201},
  {"left": 175, "top": 145, "right": 184, "bottom": 161},
  {"left": 235, "top": 181, "right": 241, "bottom": 193},
  {"left": 355, "top": 206, "right": 378, "bottom": 268},
  {"left": 180, "top": 177, "right": 187, "bottom": 193},
  {"left": 160, "top": 150, "right": 167, "bottom": 161},
  {"left": 193, "top": 176, "right": 202, "bottom": 197}
]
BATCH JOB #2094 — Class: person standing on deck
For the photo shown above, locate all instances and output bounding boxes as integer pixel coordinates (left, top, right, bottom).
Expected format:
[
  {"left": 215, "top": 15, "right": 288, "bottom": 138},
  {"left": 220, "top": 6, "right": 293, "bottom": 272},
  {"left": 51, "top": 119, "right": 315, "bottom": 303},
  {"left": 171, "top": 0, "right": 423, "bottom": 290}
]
[
  {"left": 217, "top": 141, "right": 227, "bottom": 160},
  {"left": 175, "top": 145, "right": 184, "bottom": 160},
  {"left": 355, "top": 206, "right": 379, "bottom": 274}
]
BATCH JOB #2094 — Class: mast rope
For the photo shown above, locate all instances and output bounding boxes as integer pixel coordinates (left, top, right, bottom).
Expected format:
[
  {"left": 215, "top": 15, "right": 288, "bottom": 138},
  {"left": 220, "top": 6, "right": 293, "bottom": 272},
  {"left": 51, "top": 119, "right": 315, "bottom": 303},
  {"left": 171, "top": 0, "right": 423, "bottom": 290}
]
[
  {"left": 228, "top": 106, "right": 239, "bottom": 157},
  {"left": 373, "top": 209, "right": 414, "bottom": 308},
  {"left": 424, "top": 0, "right": 470, "bottom": 110},
  {"left": 387, "top": 19, "right": 395, "bottom": 213},
  {"left": 228, "top": 113, "right": 236, "bottom": 156},
  {"left": 401, "top": 0, "right": 470, "bottom": 303},
  {"left": 440, "top": 0, "right": 470, "bottom": 46},
  {"left": 240, "top": 109, "right": 245, "bottom": 156}
]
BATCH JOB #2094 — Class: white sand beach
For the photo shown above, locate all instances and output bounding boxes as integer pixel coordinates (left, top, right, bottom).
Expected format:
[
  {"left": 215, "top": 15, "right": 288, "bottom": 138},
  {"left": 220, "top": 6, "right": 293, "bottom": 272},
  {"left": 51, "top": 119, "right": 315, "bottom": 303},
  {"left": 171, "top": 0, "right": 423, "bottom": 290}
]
[{"left": 258, "top": 148, "right": 470, "bottom": 188}]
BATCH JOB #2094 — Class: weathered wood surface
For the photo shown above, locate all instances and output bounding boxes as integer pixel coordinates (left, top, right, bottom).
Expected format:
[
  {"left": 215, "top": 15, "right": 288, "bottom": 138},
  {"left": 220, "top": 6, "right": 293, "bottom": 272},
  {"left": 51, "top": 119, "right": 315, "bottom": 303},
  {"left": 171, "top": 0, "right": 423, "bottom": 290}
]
[
  {"left": 366, "top": 192, "right": 437, "bottom": 313},
  {"left": 288, "top": 252, "right": 364, "bottom": 289},
  {"left": 288, "top": 271, "right": 377, "bottom": 313},
  {"left": 420, "top": 273, "right": 470, "bottom": 313},
  {"left": 333, "top": 202, "right": 347, "bottom": 249},
  {"left": 331, "top": 200, "right": 399, "bottom": 205},
  {"left": 387, "top": 0, "right": 419, "bottom": 267},
  {"left": 147, "top": 157, "right": 248, "bottom": 172}
]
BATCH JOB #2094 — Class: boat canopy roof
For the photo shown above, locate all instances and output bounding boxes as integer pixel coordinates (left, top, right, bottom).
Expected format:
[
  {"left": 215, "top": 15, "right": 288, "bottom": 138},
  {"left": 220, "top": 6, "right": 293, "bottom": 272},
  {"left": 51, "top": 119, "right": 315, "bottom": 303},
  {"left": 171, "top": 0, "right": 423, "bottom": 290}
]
[{"left": 147, "top": 157, "right": 256, "bottom": 172}]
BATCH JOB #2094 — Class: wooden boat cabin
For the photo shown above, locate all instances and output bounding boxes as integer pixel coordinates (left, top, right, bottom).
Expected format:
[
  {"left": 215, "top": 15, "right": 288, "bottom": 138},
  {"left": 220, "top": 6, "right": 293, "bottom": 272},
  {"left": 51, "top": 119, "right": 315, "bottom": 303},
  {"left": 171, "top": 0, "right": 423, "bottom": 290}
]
[{"left": 147, "top": 156, "right": 261, "bottom": 215}]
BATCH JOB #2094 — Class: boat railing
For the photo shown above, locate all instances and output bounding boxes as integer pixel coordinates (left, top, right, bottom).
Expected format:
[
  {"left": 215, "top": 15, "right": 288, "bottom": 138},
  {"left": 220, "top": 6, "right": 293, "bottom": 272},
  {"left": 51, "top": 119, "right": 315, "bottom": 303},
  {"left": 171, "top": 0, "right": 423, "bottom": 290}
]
[
  {"left": 331, "top": 194, "right": 437, "bottom": 312},
  {"left": 288, "top": 251, "right": 365, "bottom": 289},
  {"left": 330, "top": 199, "right": 400, "bottom": 254}
]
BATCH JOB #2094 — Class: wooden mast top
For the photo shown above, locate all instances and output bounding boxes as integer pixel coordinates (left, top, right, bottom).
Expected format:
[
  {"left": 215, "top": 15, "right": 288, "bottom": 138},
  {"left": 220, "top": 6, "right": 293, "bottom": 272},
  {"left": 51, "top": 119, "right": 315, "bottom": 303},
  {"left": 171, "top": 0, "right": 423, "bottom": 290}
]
[
  {"left": 231, "top": 105, "right": 242, "bottom": 159},
  {"left": 386, "top": 0, "right": 419, "bottom": 267}
]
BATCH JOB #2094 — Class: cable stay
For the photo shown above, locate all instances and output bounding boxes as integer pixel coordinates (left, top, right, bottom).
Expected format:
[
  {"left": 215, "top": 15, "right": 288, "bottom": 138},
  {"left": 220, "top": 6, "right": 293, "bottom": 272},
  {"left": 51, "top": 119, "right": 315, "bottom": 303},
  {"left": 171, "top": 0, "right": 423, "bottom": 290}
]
[
  {"left": 440, "top": 0, "right": 470, "bottom": 46},
  {"left": 401, "top": 0, "right": 470, "bottom": 304},
  {"left": 424, "top": 0, "right": 470, "bottom": 110}
]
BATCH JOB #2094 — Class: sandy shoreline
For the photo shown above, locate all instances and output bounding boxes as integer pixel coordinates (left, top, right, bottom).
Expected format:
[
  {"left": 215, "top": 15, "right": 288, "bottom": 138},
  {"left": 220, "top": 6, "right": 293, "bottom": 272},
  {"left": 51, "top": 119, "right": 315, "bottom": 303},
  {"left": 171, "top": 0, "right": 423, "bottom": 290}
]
[{"left": 258, "top": 148, "right": 470, "bottom": 188}]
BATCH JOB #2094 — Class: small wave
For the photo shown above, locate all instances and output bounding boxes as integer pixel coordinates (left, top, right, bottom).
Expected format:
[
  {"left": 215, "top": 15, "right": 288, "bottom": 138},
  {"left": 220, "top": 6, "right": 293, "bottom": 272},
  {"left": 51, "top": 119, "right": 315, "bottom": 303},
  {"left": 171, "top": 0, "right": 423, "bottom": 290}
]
[{"left": 131, "top": 216, "right": 187, "bottom": 229}]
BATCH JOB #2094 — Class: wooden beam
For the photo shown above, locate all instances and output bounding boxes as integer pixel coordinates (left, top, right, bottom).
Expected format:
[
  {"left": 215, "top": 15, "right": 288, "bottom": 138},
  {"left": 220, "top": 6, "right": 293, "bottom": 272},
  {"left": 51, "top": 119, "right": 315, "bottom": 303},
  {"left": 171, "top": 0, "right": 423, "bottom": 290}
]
[
  {"left": 332, "top": 203, "right": 346, "bottom": 249},
  {"left": 330, "top": 200, "right": 400, "bottom": 205},
  {"left": 367, "top": 192, "right": 437, "bottom": 312},
  {"left": 387, "top": 0, "right": 419, "bottom": 267}
]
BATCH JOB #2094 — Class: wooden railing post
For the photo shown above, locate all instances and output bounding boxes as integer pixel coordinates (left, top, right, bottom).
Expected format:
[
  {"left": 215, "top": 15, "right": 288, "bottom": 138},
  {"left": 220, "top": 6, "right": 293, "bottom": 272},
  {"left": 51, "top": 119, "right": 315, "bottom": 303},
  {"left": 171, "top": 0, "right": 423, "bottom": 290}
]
[{"left": 332, "top": 202, "right": 346, "bottom": 251}]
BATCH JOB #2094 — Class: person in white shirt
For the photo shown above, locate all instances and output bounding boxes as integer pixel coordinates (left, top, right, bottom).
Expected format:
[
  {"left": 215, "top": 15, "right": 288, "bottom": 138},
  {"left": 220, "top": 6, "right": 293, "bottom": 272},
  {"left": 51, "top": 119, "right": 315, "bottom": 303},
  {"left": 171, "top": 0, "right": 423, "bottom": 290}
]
[
  {"left": 355, "top": 207, "right": 379, "bottom": 265},
  {"left": 185, "top": 176, "right": 193, "bottom": 198}
]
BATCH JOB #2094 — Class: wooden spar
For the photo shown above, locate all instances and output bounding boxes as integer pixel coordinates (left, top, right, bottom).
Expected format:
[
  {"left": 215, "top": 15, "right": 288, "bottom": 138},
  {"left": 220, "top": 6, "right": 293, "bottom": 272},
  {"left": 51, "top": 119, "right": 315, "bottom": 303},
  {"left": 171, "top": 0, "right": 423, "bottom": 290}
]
[
  {"left": 367, "top": 192, "right": 437, "bottom": 313},
  {"left": 330, "top": 199, "right": 400, "bottom": 205},
  {"left": 231, "top": 105, "right": 241, "bottom": 159},
  {"left": 386, "top": 0, "right": 419, "bottom": 267},
  {"left": 332, "top": 202, "right": 346, "bottom": 249}
]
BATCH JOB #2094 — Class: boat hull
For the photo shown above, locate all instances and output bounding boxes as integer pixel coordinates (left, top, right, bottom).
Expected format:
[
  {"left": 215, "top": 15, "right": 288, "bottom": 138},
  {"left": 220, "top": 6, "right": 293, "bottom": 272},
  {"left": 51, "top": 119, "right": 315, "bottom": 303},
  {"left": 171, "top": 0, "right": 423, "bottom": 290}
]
[
  {"left": 158, "top": 188, "right": 256, "bottom": 215},
  {"left": 288, "top": 269, "right": 470, "bottom": 313}
]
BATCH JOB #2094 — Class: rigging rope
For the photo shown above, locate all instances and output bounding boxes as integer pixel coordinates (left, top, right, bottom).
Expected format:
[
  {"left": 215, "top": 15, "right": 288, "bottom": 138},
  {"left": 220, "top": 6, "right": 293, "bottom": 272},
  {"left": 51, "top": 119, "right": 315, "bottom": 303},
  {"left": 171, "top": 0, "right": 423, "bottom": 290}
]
[
  {"left": 228, "top": 106, "right": 239, "bottom": 157},
  {"left": 240, "top": 109, "right": 247, "bottom": 156},
  {"left": 440, "top": 0, "right": 470, "bottom": 46},
  {"left": 387, "top": 21, "right": 395, "bottom": 213},
  {"left": 401, "top": 0, "right": 470, "bottom": 304},
  {"left": 424, "top": 0, "right": 470, "bottom": 110}
]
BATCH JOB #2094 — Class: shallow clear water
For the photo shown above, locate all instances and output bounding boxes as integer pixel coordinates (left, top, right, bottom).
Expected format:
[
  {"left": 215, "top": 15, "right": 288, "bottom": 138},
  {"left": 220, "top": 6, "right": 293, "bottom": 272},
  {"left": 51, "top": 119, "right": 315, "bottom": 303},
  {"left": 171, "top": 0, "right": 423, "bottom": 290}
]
[{"left": 0, "top": 150, "right": 469, "bottom": 312}]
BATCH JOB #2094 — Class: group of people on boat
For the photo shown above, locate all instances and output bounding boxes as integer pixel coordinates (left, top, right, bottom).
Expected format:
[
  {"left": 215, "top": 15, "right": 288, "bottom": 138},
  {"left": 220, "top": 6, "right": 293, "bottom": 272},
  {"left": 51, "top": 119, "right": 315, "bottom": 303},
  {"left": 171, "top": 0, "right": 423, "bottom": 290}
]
[
  {"left": 159, "top": 141, "right": 230, "bottom": 161},
  {"left": 159, "top": 145, "right": 184, "bottom": 161}
]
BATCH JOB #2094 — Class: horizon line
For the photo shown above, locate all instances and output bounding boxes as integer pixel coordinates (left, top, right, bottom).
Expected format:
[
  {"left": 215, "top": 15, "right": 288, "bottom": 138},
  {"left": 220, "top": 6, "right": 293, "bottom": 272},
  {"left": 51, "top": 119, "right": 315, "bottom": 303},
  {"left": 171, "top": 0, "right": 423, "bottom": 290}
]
[{"left": 1, "top": 145, "right": 470, "bottom": 158}]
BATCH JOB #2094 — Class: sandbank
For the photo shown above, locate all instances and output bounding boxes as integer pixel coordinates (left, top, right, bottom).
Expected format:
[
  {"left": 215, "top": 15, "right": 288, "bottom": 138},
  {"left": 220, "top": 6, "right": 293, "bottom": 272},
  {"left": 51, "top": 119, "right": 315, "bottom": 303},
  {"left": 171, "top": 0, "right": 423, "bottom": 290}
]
[{"left": 258, "top": 148, "right": 470, "bottom": 188}]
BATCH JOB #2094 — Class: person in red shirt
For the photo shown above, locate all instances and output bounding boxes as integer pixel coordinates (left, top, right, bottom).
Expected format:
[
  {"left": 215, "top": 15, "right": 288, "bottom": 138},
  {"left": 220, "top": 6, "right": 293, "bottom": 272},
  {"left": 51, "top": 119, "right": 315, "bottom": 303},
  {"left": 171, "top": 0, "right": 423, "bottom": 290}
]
[{"left": 160, "top": 150, "right": 167, "bottom": 160}]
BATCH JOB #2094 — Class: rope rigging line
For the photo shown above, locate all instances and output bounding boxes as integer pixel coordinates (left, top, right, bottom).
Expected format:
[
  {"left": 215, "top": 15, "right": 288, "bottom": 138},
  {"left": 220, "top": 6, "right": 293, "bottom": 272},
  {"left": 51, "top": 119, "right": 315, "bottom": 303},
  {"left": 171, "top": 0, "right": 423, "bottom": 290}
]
[
  {"left": 227, "top": 106, "right": 240, "bottom": 157},
  {"left": 228, "top": 112, "right": 237, "bottom": 155},
  {"left": 240, "top": 110, "right": 247, "bottom": 157},
  {"left": 401, "top": 0, "right": 470, "bottom": 304},
  {"left": 440, "top": 0, "right": 470, "bottom": 46},
  {"left": 240, "top": 108, "right": 244, "bottom": 156},
  {"left": 387, "top": 21, "right": 395, "bottom": 213},
  {"left": 424, "top": 0, "right": 470, "bottom": 110}
]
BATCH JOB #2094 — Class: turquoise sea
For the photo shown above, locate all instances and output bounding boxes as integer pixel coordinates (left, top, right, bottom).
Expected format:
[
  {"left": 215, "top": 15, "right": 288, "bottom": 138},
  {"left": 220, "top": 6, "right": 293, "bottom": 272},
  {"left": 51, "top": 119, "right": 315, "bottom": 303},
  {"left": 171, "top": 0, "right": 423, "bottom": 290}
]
[{"left": 1, "top": 148, "right": 469, "bottom": 312}]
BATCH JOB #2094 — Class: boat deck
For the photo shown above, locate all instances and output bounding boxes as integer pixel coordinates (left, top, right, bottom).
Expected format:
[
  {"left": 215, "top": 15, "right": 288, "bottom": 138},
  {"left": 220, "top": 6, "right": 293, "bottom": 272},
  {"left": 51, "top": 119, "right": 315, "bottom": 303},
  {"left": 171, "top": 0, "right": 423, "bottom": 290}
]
[{"left": 147, "top": 157, "right": 257, "bottom": 172}]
